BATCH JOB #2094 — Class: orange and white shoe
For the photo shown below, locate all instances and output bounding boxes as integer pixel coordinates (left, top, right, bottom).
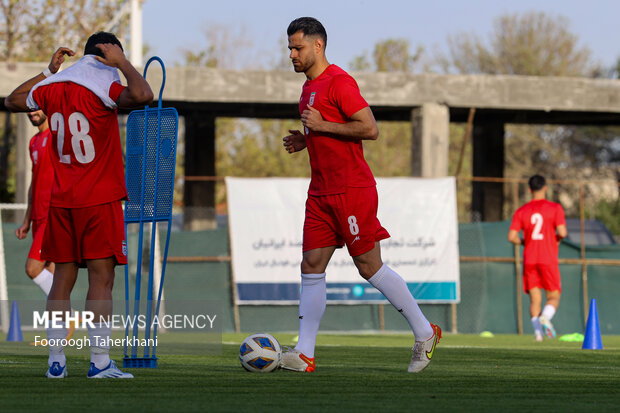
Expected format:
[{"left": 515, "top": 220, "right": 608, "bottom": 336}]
[
  {"left": 408, "top": 323, "right": 442, "bottom": 373},
  {"left": 280, "top": 348, "right": 316, "bottom": 372}
]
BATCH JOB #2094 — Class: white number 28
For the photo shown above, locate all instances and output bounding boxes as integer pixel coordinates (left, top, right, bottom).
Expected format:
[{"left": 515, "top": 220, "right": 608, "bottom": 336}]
[{"left": 50, "top": 112, "right": 95, "bottom": 164}]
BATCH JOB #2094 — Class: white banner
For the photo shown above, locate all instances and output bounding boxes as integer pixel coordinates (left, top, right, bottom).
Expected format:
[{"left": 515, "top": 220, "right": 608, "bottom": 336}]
[{"left": 226, "top": 177, "right": 460, "bottom": 304}]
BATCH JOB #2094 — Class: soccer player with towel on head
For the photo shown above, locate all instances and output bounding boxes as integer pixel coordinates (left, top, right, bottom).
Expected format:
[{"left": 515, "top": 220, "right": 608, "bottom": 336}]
[
  {"left": 5, "top": 31, "right": 153, "bottom": 378},
  {"left": 281, "top": 17, "right": 441, "bottom": 373},
  {"left": 508, "top": 175, "right": 567, "bottom": 342}
]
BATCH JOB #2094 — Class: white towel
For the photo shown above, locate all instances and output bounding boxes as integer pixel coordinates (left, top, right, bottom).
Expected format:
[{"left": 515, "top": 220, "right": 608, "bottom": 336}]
[{"left": 27, "top": 55, "right": 121, "bottom": 110}]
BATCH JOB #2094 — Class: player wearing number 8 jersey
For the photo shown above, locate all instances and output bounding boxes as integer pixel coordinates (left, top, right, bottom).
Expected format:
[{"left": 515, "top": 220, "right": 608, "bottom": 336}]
[
  {"left": 5, "top": 32, "right": 153, "bottom": 379},
  {"left": 508, "top": 175, "right": 567, "bottom": 341},
  {"left": 281, "top": 17, "right": 440, "bottom": 373}
]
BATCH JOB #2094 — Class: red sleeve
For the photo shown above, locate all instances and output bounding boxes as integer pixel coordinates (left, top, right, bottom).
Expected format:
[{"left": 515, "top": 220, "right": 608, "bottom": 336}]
[
  {"left": 509, "top": 209, "right": 522, "bottom": 231},
  {"left": 329, "top": 75, "right": 368, "bottom": 118},
  {"left": 109, "top": 81, "right": 126, "bottom": 102},
  {"left": 32, "top": 87, "right": 47, "bottom": 112}
]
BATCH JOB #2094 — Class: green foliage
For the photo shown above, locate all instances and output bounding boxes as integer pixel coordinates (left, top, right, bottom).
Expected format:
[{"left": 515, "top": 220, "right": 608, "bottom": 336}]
[
  {"left": 365, "top": 122, "right": 411, "bottom": 176},
  {"left": 350, "top": 38, "right": 425, "bottom": 73},
  {"left": 215, "top": 118, "right": 310, "bottom": 204},
  {"left": 440, "top": 11, "right": 593, "bottom": 76},
  {"left": 586, "top": 198, "right": 620, "bottom": 236},
  {"left": 1, "top": 0, "right": 128, "bottom": 62}
]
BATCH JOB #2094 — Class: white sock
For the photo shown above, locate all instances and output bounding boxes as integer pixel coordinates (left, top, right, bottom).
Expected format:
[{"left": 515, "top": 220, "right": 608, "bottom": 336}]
[
  {"left": 368, "top": 264, "right": 434, "bottom": 340},
  {"left": 532, "top": 316, "right": 543, "bottom": 337},
  {"left": 88, "top": 323, "right": 111, "bottom": 369},
  {"left": 542, "top": 304, "right": 556, "bottom": 320},
  {"left": 47, "top": 327, "right": 67, "bottom": 366},
  {"left": 294, "top": 272, "right": 326, "bottom": 358},
  {"left": 33, "top": 269, "right": 53, "bottom": 296}
]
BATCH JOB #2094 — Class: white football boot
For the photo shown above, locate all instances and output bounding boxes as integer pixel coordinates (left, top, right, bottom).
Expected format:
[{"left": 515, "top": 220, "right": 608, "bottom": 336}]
[{"left": 408, "top": 323, "right": 442, "bottom": 373}]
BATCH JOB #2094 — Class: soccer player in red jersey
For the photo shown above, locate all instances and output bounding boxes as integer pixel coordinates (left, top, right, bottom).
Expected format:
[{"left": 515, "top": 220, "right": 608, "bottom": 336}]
[
  {"left": 15, "top": 111, "right": 55, "bottom": 297},
  {"left": 281, "top": 17, "right": 441, "bottom": 373},
  {"left": 5, "top": 32, "right": 153, "bottom": 378},
  {"left": 508, "top": 175, "right": 567, "bottom": 341}
]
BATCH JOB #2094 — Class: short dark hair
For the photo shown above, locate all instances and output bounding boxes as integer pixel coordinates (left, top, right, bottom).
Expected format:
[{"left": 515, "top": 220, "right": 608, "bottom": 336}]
[
  {"left": 84, "top": 31, "right": 123, "bottom": 57},
  {"left": 287, "top": 17, "right": 327, "bottom": 48},
  {"left": 528, "top": 174, "right": 546, "bottom": 191}
]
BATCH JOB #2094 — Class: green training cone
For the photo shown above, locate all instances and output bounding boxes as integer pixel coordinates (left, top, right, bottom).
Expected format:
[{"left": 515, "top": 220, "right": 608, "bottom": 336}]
[
  {"left": 582, "top": 298, "right": 603, "bottom": 350},
  {"left": 7, "top": 301, "right": 23, "bottom": 342}
]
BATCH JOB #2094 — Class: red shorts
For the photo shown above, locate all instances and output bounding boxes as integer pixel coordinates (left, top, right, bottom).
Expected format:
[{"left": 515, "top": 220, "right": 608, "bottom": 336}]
[
  {"left": 523, "top": 263, "right": 561, "bottom": 293},
  {"left": 28, "top": 218, "right": 47, "bottom": 261},
  {"left": 42, "top": 201, "right": 127, "bottom": 266},
  {"left": 303, "top": 186, "right": 390, "bottom": 257}
]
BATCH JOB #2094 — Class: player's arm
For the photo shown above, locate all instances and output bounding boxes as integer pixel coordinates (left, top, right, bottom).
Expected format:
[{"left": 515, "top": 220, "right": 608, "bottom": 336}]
[
  {"left": 507, "top": 229, "right": 524, "bottom": 245},
  {"left": 556, "top": 224, "right": 567, "bottom": 243},
  {"left": 301, "top": 105, "right": 379, "bottom": 140},
  {"left": 4, "top": 47, "right": 75, "bottom": 112},
  {"left": 283, "top": 129, "right": 307, "bottom": 153},
  {"left": 94, "top": 43, "right": 154, "bottom": 108},
  {"left": 15, "top": 184, "right": 32, "bottom": 240}
]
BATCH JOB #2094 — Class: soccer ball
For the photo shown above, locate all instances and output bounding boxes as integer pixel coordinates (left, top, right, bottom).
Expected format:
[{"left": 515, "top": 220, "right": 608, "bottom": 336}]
[{"left": 239, "top": 333, "right": 282, "bottom": 373}]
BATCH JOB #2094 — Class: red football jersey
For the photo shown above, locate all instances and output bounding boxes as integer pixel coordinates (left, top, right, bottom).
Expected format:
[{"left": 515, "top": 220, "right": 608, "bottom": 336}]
[
  {"left": 32, "top": 81, "right": 127, "bottom": 208},
  {"left": 510, "top": 199, "right": 566, "bottom": 265},
  {"left": 299, "top": 64, "right": 375, "bottom": 195},
  {"left": 29, "top": 128, "right": 54, "bottom": 220}
]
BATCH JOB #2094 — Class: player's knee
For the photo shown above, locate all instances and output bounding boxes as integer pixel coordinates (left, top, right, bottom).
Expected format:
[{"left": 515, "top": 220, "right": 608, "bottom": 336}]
[
  {"left": 301, "top": 255, "right": 324, "bottom": 274},
  {"left": 25, "top": 261, "right": 42, "bottom": 279},
  {"left": 354, "top": 264, "right": 375, "bottom": 280}
]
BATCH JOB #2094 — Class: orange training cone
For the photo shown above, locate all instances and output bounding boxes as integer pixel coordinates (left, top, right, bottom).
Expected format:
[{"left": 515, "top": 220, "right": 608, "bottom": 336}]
[
  {"left": 7, "top": 301, "right": 23, "bottom": 342},
  {"left": 582, "top": 298, "right": 603, "bottom": 350}
]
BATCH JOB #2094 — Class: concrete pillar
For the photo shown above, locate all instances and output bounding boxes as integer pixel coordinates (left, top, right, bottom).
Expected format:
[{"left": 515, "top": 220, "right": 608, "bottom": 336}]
[
  {"left": 183, "top": 112, "right": 216, "bottom": 230},
  {"left": 15, "top": 113, "right": 35, "bottom": 205},
  {"left": 410, "top": 103, "right": 449, "bottom": 177},
  {"left": 472, "top": 119, "right": 504, "bottom": 222}
]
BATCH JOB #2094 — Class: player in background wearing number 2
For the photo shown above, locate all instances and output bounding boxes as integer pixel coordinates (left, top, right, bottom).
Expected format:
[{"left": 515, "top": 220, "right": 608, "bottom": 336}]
[
  {"left": 508, "top": 175, "right": 567, "bottom": 342},
  {"left": 5, "top": 32, "right": 153, "bottom": 378},
  {"left": 281, "top": 17, "right": 441, "bottom": 373}
]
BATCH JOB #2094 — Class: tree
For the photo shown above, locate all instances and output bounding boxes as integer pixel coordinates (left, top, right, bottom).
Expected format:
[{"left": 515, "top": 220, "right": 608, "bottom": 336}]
[
  {"left": 439, "top": 11, "right": 620, "bottom": 219},
  {"left": 350, "top": 38, "right": 425, "bottom": 73},
  {"left": 1, "top": 0, "right": 128, "bottom": 62},
  {"left": 440, "top": 11, "right": 593, "bottom": 76}
]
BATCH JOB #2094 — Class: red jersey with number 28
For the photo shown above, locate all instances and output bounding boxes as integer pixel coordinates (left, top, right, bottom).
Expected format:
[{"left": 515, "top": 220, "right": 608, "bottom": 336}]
[
  {"left": 32, "top": 81, "right": 127, "bottom": 208},
  {"left": 510, "top": 199, "right": 566, "bottom": 265},
  {"left": 300, "top": 64, "right": 375, "bottom": 195}
]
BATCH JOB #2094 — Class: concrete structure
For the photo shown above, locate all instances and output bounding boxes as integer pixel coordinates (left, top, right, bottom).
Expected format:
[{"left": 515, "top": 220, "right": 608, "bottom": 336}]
[{"left": 3, "top": 63, "right": 620, "bottom": 224}]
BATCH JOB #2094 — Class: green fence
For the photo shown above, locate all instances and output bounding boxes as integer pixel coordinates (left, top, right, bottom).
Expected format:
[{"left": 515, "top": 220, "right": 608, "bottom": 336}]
[{"left": 3, "top": 221, "right": 619, "bottom": 334}]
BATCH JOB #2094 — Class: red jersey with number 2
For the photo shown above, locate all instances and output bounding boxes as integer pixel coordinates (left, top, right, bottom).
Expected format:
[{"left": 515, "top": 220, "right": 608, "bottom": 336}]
[
  {"left": 300, "top": 64, "right": 375, "bottom": 195},
  {"left": 510, "top": 199, "right": 566, "bottom": 265},
  {"left": 32, "top": 81, "right": 127, "bottom": 208}
]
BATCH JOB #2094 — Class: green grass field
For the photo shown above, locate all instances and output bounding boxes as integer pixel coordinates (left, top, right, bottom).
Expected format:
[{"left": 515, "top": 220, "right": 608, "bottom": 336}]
[{"left": 1, "top": 331, "right": 619, "bottom": 412}]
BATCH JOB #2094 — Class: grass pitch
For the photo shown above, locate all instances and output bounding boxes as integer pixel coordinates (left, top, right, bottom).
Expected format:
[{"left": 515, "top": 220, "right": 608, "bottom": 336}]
[{"left": 1, "top": 332, "right": 619, "bottom": 412}]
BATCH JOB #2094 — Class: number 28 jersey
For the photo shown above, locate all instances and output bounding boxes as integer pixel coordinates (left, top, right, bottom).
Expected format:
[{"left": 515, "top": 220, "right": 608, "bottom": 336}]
[
  {"left": 510, "top": 199, "right": 566, "bottom": 265},
  {"left": 32, "top": 81, "right": 127, "bottom": 208}
]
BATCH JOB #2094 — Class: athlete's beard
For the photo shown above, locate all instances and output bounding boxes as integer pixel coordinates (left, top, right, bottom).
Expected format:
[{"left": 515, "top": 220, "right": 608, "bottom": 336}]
[
  {"left": 29, "top": 115, "right": 47, "bottom": 127},
  {"left": 293, "top": 55, "right": 316, "bottom": 74}
]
